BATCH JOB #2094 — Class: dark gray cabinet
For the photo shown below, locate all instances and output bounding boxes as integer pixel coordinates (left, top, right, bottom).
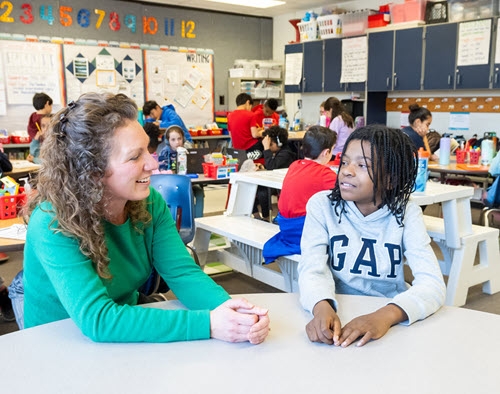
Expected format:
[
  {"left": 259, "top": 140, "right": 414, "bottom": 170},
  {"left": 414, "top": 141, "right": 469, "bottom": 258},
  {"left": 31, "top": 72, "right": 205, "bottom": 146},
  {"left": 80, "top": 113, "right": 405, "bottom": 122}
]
[
  {"left": 368, "top": 28, "right": 423, "bottom": 92},
  {"left": 423, "top": 23, "right": 457, "bottom": 90},
  {"left": 303, "top": 40, "right": 323, "bottom": 92},
  {"left": 323, "top": 38, "right": 343, "bottom": 92}
]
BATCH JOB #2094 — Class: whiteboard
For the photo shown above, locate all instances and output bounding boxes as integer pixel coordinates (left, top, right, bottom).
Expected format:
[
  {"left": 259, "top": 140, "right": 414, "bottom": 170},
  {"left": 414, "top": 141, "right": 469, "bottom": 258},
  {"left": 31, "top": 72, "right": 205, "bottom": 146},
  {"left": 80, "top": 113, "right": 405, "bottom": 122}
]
[
  {"left": 63, "top": 45, "right": 145, "bottom": 107},
  {"left": 0, "top": 41, "right": 64, "bottom": 106},
  {"left": 144, "top": 49, "right": 214, "bottom": 128}
]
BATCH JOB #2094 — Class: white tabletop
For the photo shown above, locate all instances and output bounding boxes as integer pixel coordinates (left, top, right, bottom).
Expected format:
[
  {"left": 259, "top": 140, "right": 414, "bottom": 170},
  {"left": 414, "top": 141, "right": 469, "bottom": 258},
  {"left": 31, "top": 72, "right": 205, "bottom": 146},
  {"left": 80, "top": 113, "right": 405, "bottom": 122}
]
[{"left": 1, "top": 293, "right": 498, "bottom": 394}]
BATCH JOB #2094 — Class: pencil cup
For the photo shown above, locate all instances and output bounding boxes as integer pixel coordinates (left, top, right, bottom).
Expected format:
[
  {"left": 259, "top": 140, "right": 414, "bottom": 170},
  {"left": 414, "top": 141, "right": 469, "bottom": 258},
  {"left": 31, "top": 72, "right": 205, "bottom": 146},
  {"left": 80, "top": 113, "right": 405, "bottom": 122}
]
[
  {"left": 469, "top": 151, "right": 480, "bottom": 165},
  {"left": 455, "top": 149, "right": 467, "bottom": 164}
]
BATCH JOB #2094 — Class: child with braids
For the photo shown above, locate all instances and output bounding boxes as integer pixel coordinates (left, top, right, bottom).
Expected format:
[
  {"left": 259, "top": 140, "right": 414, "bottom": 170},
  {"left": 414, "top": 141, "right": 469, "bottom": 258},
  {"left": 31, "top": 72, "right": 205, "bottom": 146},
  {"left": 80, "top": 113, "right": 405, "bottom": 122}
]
[{"left": 298, "top": 125, "right": 445, "bottom": 348}]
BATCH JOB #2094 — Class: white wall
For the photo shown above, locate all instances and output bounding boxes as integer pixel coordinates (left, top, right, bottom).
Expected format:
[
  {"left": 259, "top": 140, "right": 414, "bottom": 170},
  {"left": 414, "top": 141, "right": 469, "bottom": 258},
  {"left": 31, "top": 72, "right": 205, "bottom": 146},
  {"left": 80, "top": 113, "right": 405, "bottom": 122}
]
[{"left": 273, "top": 1, "right": 500, "bottom": 140}]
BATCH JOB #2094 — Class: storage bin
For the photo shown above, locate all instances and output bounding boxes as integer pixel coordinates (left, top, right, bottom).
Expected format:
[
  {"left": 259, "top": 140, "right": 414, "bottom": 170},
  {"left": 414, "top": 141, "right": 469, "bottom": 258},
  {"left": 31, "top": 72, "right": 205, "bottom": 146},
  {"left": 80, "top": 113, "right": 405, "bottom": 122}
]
[
  {"left": 341, "top": 9, "right": 376, "bottom": 37},
  {"left": 297, "top": 20, "right": 318, "bottom": 41},
  {"left": 11, "top": 136, "right": 31, "bottom": 143},
  {"left": 449, "top": 0, "right": 498, "bottom": 21},
  {"left": 229, "top": 68, "right": 254, "bottom": 78},
  {"left": 267, "top": 87, "right": 281, "bottom": 98},
  {"left": 268, "top": 69, "right": 281, "bottom": 79},
  {"left": 202, "top": 162, "right": 238, "bottom": 179},
  {"left": 254, "top": 68, "right": 269, "bottom": 78},
  {"left": 254, "top": 88, "right": 268, "bottom": 99},
  {"left": 425, "top": 1, "right": 449, "bottom": 24},
  {"left": 317, "top": 14, "right": 342, "bottom": 39},
  {"left": 391, "top": 0, "right": 426, "bottom": 24},
  {"left": 0, "top": 191, "right": 26, "bottom": 219}
]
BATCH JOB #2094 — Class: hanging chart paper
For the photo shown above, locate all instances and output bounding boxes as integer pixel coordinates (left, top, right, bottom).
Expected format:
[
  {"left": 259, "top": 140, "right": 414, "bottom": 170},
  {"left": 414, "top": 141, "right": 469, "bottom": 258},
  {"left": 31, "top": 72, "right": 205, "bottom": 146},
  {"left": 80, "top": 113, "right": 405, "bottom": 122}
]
[
  {"left": 341, "top": 36, "right": 368, "bottom": 83},
  {"left": 457, "top": 19, "right": 491, "bottom": 66}
]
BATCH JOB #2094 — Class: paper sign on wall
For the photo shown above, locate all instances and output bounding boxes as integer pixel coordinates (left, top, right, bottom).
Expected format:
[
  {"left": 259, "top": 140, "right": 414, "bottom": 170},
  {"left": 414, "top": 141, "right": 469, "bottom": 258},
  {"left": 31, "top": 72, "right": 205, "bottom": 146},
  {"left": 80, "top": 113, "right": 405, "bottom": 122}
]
[{"left": 340, "top": 36, "right": 368, "bottom": 83}]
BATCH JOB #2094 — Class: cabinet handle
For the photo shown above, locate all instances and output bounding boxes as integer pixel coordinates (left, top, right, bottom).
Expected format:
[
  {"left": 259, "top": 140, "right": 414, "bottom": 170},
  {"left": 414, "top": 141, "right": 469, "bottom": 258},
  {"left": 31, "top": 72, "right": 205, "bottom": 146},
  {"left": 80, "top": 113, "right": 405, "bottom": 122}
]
[
  {"left": 495, "top": 73, "right": 498, "bottom": 84},
  {"left": 386, "top": 77, "right": 390, "bottom": 88},
  {"left": 394, "top": 76, "right": 398, "bottom": 88},
  {"left": 448, "top": 75, "right": 451, "bottom": 85},
  {"left": 456, "top": 73, "right": 461, "bottom": 85}
]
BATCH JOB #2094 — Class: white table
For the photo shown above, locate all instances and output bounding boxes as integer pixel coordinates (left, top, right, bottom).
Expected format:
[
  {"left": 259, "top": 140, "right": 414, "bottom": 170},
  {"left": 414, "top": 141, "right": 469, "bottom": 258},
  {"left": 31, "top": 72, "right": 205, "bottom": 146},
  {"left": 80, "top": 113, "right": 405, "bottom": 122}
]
[
  {"left": 1, "top": 293, "right": 499, "bottom": 394},
  {"left": 227, "top": 170, "right": 474, "bottom": 249}
]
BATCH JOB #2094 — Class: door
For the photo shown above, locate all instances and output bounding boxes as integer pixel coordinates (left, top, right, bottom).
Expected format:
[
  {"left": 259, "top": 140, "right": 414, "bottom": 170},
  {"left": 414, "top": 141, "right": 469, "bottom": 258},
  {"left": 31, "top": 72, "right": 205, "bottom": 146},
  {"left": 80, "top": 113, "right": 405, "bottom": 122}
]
[
  {"left": 284, "top": 43, "right": 303, "bottom": 93},
  {"left": 323, "top": 38, "right": 343, "bottom": 92},
  {"left": 393, "top": 27, "right": 423, "bottom": 90},
  {"left": 303, "top": 40, "right": 324, "bottom": 92},
  {"left": 423, "top": 23, "right": 457, "bottom": 90}
]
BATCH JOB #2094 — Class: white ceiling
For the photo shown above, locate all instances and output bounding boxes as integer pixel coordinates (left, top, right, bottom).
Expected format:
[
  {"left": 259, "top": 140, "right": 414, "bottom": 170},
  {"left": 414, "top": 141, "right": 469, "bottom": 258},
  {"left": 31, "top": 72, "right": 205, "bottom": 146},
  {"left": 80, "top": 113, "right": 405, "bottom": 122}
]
[{"left": 138, "top": 0, "right": 356, "bottom": 18}]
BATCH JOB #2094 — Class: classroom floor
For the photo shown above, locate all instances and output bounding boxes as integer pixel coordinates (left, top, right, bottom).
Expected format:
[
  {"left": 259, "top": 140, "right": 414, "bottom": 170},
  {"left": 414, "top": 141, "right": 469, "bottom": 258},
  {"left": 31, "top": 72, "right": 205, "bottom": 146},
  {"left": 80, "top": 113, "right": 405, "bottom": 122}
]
[{"left": 1, "top": 184, "right": 500, "bottom": 336}]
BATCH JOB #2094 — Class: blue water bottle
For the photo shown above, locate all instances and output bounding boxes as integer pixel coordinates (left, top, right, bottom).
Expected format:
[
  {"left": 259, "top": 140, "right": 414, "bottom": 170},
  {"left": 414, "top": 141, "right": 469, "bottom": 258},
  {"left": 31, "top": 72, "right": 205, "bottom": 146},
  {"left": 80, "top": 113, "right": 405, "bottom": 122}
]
[{"left": 415, "top": 148, "right": 430, "bottom": 192}]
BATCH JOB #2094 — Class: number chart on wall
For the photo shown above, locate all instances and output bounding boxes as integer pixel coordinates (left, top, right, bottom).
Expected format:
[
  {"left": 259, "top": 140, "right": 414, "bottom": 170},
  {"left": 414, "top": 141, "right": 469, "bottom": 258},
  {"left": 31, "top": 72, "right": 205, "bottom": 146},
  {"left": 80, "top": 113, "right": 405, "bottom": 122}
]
[
  {"left": 0, "top": 40, "right": 64, "bottom": 112},
  {"left": 144, "top": 49, "right": 214, "bottom": 128},
  {"left": 63, "top": 45, "right": 144, "bottom": 107}
]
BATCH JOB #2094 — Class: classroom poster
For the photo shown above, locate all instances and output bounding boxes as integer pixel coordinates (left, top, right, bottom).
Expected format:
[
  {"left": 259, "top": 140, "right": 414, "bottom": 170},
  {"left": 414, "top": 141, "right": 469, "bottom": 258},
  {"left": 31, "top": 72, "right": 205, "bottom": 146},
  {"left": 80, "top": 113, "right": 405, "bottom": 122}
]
[
  {"left": 340, "top": 36, "right": 368, "bottom": 83},
  {"left": 0, "top": 41, "right": 64, "bottom": 105},
  {"left": 63, "top": 45, "right": 144, "bottom": 107},
  {"left": 457, "top": 19, "right": 491, "bottom": 66},
  {"left": 144, "top": 49, "right": 214, "bottom": 128}
]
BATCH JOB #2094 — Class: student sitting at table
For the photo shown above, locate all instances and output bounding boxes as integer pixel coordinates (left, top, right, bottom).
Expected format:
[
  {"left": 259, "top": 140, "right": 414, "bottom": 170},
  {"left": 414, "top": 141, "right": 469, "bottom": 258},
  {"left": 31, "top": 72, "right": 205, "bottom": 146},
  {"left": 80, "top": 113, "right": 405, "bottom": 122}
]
[
  {"left": 157, "top": 125, "right": 205, "bottom": 218},
  {"left": 323, "top": 97, "right": 353, "bottom": 156},
  {"left": 27, "top": 114, "right": 51, "bottom": 164},
  {"left": 142, "top": 100, "right": 193, "bottom": 144},
  {"left": 143, "top": 122, "right": 163, "bottom": 157},
  {"left": 298, "top": 125, "right": 446, "bottom": 348},
  {"left": 402, "top": 104, "right": 439, "bottom": 161},
  {"left": 22, "top": 92, "right": 270, "bottom": 344},
  {"left": 262, "top": 126, "right": 337, "bottom": 263},
  {"left": 252, "top": 125, "right": 296, "bottom": 221},
  {"left": 247, "top": 99, "right": 280, "bottom": 161},
  {"left": 27, "top": 92, "right": 53, "bottom": 141}
]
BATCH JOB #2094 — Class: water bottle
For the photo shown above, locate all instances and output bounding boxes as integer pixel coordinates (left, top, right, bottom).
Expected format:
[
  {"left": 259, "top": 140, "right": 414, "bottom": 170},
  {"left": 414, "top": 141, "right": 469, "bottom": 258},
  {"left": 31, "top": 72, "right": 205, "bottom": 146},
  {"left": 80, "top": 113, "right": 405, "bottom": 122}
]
[
  {"left": 481, "top": 133, "right": 494, "bottom": 165},
  {"left": 279, "top": 114, "right": 289, "bottom": 130},
  {"left": 415, "top": 148, "right": 430, "bottom": 192},
  {"left": 439, "top": 134, "right": 451, "bottom": 165},
  {"left": 319, "top": 115, "right": 327, "bottom": 127},
  {"left": 177, "top": 147, "right": 188, "bottom": 175}
]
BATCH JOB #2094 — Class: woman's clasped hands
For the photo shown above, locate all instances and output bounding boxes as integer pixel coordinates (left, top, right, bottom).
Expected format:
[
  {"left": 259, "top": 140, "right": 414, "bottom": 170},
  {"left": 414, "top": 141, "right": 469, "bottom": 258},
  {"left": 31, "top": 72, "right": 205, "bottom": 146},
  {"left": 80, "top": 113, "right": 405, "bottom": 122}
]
[{"left": 210, "top": 298, "right": 270, "bottom": 344}]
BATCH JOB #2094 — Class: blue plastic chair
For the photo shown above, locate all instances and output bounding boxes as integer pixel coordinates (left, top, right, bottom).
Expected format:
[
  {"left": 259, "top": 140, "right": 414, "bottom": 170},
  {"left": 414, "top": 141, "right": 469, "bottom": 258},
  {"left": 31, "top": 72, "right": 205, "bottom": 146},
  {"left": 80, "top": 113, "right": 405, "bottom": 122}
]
[{"left": 150, "top": 174, "right": 196, "bottom": 245}]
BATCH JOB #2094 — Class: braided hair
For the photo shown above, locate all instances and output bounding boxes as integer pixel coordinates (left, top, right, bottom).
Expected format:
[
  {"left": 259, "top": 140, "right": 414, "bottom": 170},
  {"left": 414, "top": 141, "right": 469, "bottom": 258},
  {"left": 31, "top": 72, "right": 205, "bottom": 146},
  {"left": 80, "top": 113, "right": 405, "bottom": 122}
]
[{"left": 328, "top": 124, "right": 418, "bottom": 226}]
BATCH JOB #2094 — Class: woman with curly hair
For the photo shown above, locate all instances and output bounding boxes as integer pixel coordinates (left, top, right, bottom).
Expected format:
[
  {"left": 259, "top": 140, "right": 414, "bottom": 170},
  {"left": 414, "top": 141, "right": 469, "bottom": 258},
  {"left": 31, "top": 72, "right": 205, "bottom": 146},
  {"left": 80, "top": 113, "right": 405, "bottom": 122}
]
[{"left": 22, "top": 92, "right": 269, "bottom": 344}]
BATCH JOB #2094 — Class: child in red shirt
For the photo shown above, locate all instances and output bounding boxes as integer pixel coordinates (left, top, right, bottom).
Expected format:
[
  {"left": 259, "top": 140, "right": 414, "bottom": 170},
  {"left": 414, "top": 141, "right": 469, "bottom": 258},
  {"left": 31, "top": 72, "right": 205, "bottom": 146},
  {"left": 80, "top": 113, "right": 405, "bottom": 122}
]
[{"left": 263, "top": 126, "right": 337, "bottom": 263}]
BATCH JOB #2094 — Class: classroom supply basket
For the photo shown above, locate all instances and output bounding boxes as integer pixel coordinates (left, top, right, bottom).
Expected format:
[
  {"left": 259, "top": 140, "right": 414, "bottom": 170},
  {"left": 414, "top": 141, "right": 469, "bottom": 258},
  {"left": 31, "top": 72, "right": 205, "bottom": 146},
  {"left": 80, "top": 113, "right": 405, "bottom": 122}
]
[
  {"left": 297, "top": 20, "right": 318, "bottom": 42},
  {"left": 317, "top": 14, "right": 342, "bottom": 39},
  {"left": 202, "top": 162, "right": 238, "bottom": 179},
  {"left": 425, "top": 1, "right": 448, "bottom": 24},
  {"left": 0, "top": 190, "right": 26, "bottom": 219}
]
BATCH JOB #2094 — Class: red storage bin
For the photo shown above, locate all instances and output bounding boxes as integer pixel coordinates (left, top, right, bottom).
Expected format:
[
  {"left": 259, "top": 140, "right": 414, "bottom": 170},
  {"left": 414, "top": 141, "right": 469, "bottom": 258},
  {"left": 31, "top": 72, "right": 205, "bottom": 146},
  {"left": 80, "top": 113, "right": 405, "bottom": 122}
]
[{"left": 202, "top": 162, "right": 238, "bottom": 179}]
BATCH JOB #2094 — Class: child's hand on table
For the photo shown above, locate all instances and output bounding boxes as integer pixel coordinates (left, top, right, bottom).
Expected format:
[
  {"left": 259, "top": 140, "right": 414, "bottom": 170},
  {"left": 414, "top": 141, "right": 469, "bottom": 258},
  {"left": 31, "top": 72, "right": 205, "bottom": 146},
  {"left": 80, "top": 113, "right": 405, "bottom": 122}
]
[{"left": 306, "top": 300, "right": 342, "bottom": 345}]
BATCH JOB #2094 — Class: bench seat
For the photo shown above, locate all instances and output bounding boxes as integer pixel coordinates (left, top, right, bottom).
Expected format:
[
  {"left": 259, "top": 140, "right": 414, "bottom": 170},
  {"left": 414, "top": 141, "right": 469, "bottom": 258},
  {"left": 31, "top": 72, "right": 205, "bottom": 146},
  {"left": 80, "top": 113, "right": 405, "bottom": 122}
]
[
  {"left": 423, "top": 215, "right": 500, "bottom": 306},
  {"left": 193, "top": 215, "right": 300, "bottom": 292}
]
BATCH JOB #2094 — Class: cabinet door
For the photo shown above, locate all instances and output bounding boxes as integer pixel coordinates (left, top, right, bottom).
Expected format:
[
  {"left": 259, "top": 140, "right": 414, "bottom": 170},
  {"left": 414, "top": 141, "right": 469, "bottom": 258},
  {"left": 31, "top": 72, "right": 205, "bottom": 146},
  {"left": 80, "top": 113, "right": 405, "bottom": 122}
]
[
  {"left": 394, "top": 27, "right": 423, "bottom": 90},
  {"left": 323, "top": 38, "right": 343, "bottom": 92},
  {"left": 455, "top": 19, "right": 492, "bottom": 90},
  {"left": 303, "top": 41, "right": 324, "bottom": 92},
  {"left": 284, "top": 43, "right": 303, "bottom": 93},
  {"left": 423, "top": 23, "right": 457, "bottom": 90},
  {"left": 367, "top": 30, "right": 394, "bottom": 92}
]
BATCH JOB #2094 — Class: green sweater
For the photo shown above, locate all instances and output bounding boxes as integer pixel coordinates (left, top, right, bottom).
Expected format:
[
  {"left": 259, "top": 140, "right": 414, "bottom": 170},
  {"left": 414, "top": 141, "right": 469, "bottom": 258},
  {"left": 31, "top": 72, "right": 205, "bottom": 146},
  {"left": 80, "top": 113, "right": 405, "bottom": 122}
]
[{"left": 23, "top": 188, "right": 230, "bottom": 342}]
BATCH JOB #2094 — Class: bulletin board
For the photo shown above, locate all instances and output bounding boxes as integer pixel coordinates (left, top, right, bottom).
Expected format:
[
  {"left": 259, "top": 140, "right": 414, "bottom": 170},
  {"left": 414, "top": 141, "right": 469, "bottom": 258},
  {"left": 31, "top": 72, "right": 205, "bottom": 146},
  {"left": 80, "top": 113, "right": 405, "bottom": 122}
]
[
  {"left": 144, "top": 49, "right": 214, "bottom": 128},
  {"left": 63, "top": 45, "right": 145, "bottom": 107},
  {"left": 0, "top": 40, "right": 64, "bottom": 108}
]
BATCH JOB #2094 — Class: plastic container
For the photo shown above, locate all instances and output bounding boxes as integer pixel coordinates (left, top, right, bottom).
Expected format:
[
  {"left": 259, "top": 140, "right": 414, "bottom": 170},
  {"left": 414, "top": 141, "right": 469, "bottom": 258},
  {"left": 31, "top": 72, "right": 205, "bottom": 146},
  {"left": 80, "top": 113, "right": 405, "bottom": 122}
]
[
  {"left": 425, "top": 1, "right": 449, "bottom": 24},
  {"left": 455, "top": 149, "right": 467, "bottom": 164},
  {"left": 415, "top": 148, "right": 430, "bottom": 192},
  {"left": 317, "top": 14, "right": 342, "bottom": 39},
  {"left": 319, "top": 115, "right": 327, "bottom": 127},
  {"left": 11, "top": 136, "right": 31, "bottom": 144},
  {"left": 341, "top": 9, "right": 376, "bottom": 37},
  {"left": 439, "top": 134, "right": 451, "bottom": 165},
  {"left": 297, "top": 20, "right": 318, "bottom": 41},
  {"left": 469, "top": 150, "right": 480, "bottom": 165},
  {"left": 449, "top": 0, "right": 499, "bottom": 21},
  {"left": 202, "top": 162, "right": 238, "bottom": 179},
  {"left": 0, "top": 189, "right": 26, "bottom": 220}
]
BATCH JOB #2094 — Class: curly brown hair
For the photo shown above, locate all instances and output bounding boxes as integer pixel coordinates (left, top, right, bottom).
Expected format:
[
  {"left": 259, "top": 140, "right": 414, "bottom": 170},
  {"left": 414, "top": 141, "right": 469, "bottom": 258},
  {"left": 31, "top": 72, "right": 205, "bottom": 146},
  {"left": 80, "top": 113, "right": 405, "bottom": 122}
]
[{"left": 24, "top": 93, "right": 151, "bottom": 278}]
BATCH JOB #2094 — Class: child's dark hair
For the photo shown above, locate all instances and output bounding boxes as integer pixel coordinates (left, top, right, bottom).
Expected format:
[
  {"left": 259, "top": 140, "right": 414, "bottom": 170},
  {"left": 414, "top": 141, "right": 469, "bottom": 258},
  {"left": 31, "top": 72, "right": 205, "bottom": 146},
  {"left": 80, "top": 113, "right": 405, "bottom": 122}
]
[
  {"left": 324, "top": 97, "right": 354, "bottom": 128},
  {"left": 142, "top": 100, "right": 159, "bottom": 116},
  {"left": 303, "top": 126, "right": 337, "bottom": 159},
  {"left": 265, "top": 99, "right": 278, "bottom": 111},
  {"left": 143, "top": 123, "right": 161, "bottom": 151},
  {"left": 408, "top": 104, "right": 431, "bottom": 125},
  {"left": 32, "top": 92, "right": 53, "bottom": 110},
  {"left": 426, "top": 130, "right": 441, "bottom": 153},
  {"left": 328, "top": 124, "right": 418, "bottom": 226},
  {"left": 236, "top": 93, "right": 253, "bottom": 106},
  {"left": 262, "top": 125, "right": 288, "bottom": 147}
]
